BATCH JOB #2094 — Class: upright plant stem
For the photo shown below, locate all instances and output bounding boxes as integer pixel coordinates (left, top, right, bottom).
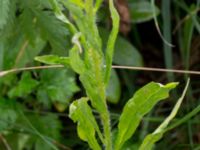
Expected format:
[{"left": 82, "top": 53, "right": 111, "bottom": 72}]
[
  {"left": 102, "top": 108, "right": 112, "bottom": 150},
  {"left": 162, "top": 0, "right": 174, "bottom": 81}
]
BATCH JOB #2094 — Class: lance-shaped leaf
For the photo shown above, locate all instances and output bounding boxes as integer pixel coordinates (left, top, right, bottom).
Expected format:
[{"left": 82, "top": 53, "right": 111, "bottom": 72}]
[
  {"left": 69, "top": 97, "right": 103, "bottom": 150},
  {"left": 35, "top": 55, "right": 69, "bottom": 65},
  {"left": 104, "top": 0, "right": 120, "bottom": 85},
  {"left": 139, "top": 79, "right": 190, "bottom": 150},
  {"left": 49, "top": 0, "right": 77, "bottom": 33},
  {"left": 69, "top": 46, "right": 86, "bottom": 74},
  {"left": 81, "top": 47, "right": 106, "bottom": 114},
  {"left": 114, "top": 82, "right": 178, "bottom": 150}
]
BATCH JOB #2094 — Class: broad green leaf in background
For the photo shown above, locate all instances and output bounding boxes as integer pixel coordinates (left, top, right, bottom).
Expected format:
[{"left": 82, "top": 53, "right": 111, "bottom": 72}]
[
  {"left": 0, "top": 99, "right": 17, "bottom": 132},
  {"left": 69, "top": 98, "right": 103, "bottom": 150},
  {"left": 37, "top": 68, "right": 79, "bottom": 108},
  {"left": 106, "top": 69, "right": 121, "bottom": 104},
  {"left": 19, "top": 8, "right": 37, "bottom": 44},
  {"left": 114, "top": 82, "right": 178, "bottom": 150},
  {"left": 34, "top": 10, "right": 69, "bottom": 52},
  {"left": 15, "top": 37, "right": 46, "bottom": 68},
  {"left": 99, "top": 28, "right": 143, "bottom": 67},
  {"left": 32, "top": 114, "right": 61, "bottom": 150},
  {"left": 18, "top": 113, "right": 62, "bottom": 150},
  {"left": 0, "top": 0, "right": 10, "bottom": 29},
  {"left": 1, "top": 133, "right": 29, "bottom": 150},
  {"left": 129, "top": 1, "right": 160, "bottom": 23},
  {"left": 139, "top": 79, "right": 190, "bottom": 150},
  {"left": 3, "top": 29, "right": 25, "bottom": 69},
  {"left": 113, "top": 35, "right": 143, "bottom": 66},
  {"left": 8, "top": 72, "right": 39, "bottom": 98}
]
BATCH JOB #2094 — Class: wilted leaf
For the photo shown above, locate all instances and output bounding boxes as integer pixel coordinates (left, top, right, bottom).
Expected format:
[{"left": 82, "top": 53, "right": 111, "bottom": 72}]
[{"left": 114, "top": 82, "right": 178, "bottom": 150}]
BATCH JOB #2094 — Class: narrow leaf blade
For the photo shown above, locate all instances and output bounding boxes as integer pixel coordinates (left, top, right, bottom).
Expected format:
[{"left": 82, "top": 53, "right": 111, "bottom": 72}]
[
  {"left": 115, "top": 82, "right": 178, "bottom": 150},
  {"left": 139, "top": 79, "right": 190, "bottom": 150},
  {"left": 35, "top": 55, "right": 69, "bottom": 65}
]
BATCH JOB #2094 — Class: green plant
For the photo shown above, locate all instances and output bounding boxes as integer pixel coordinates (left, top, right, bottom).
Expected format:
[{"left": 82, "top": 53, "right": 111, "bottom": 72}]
[{"left": 35, "top": 0, "right": 190, "bottom": 149}]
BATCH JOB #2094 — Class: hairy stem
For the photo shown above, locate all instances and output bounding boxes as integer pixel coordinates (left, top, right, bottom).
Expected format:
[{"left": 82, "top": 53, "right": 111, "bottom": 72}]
[{"left": 102, "top": 107, "right": 112, "bottom": 150}]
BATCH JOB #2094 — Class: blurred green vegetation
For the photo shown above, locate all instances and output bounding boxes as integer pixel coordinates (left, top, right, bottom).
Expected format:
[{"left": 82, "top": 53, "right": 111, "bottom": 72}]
[{"left": 0, "top": 0, "right": 200, "bottom": 149}]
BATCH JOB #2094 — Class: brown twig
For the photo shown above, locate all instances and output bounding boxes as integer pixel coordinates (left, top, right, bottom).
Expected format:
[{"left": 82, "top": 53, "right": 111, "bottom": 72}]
[{"left": 1, "top": 65, "right": 200, "bottom": 77}]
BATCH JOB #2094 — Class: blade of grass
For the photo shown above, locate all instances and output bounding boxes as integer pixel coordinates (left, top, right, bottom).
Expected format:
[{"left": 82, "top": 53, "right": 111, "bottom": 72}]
[
  {"left": 139, "top": 79, "right": 190, "bottom": 150},
  {"left": 166, "top": 104, "right": 200, "bottom": 131},
  {"left": 151, "top": 0, "right": 174, "bottom": 47},
  {"left": 162, "top": 0, "right": 174, "bottom": 81}
]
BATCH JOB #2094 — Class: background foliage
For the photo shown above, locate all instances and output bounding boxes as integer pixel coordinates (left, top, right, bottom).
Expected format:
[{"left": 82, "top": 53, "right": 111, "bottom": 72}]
[{"left": 0, "top": 0, "right": 200, "bottom": 149}]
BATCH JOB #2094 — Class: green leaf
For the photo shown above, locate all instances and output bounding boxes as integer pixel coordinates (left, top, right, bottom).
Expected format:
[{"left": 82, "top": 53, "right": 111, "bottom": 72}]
[
  {"left": 129, "top": 1, "right": 160, "bottom": 23},
  {"left": 80, "top": 47, "right": 106, "bottom": 114},
  {"left": 34, "top": 10, "right": 69, "bottom": 52},
  {"left": 16, "top": 37, "right": 46, "bottom": 68},
  {"left": 35, "top": 55, "right": 70, "bottom": 65},
  {"left": 139, "top": 133, "right": 162, "bottom": 150},
  {"left": 114, "top": 82, "right": 178, "bottom": 150},
  {"left": 19, "top": 8, "right": 36, "bottom": 44},
  {"left": 0, "top": 0, "right": 10, "bottom": 29},
  {"left": 8, "top": 72, "right": 39, "bottom": 98},
  {"left": 37, "top": 68, "right": 79, "bottom": 107},
  {"left": 49, "top": 0, "right": 77, "bottom": 34},
  {"left": 113, "top": 35, "right": 143, "bottom": 66},
  {"left": 69, "top": 46, "right": 86, "bottom": 74},
  {"left": 106, "top": 69, "right": 121, "bottom": 104},
  {"left": 0, "top": 99, "right": 17, "bottom": 132},
  {"left": 100, "top": 28, "right": 143, "bottom": 67},
  {"left": 104, "top": 0, "right": 120, "bottom": 85},
  {"left": 139, "top": 79, "right": 190, "bottom": 150},
  {"left": 22, "top": 113, "right": 62, "bottom": 150},
  {"left": 69, "top": 97, "right": 103, "bottom": 150}
]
